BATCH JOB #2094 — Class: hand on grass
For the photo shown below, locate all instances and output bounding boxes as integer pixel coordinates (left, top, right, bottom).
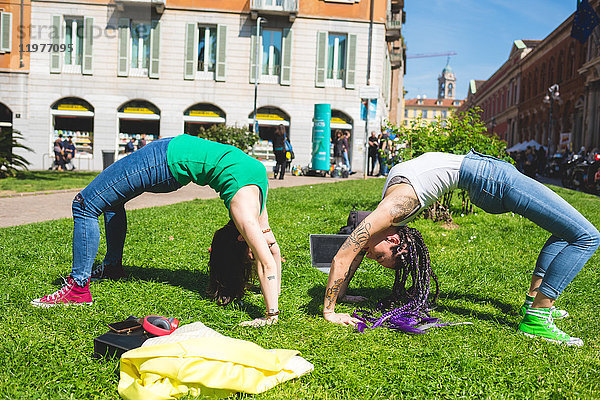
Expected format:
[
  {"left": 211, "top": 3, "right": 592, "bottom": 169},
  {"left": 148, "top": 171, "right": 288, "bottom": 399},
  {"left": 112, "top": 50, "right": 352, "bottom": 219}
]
[
  {"left": 239, "top": 315, "right": 278, "bottom": 327},
  {"left": 340, "top": 294, "right": 368, "bottom": 303},
  {"left": 323, "top": 312, "right": 361, "bottom": 327}
]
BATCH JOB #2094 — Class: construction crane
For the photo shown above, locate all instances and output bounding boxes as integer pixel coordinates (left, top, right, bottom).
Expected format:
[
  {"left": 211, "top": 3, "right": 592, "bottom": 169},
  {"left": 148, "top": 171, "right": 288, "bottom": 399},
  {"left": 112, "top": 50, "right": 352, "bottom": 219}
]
[{"left": 406, "top": 51, "right": 457, "bottom": 59}]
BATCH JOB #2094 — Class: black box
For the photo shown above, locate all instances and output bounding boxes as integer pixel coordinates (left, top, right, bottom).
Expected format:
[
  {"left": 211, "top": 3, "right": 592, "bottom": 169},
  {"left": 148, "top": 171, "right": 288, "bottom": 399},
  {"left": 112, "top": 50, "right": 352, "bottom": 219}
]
[
  {"left": 309, "top": 234, "right": 349, "bottom": 273},
  {"left": 93, "top": 330, "right": 153, "bottom": 360}
]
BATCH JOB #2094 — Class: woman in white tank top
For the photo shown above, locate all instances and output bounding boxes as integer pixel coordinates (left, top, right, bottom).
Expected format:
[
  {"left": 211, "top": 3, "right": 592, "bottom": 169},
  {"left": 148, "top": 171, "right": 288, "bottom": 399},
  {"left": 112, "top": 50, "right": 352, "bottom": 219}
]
[{"left": 323, "top": 150, "right": 599, "bottom": 347}]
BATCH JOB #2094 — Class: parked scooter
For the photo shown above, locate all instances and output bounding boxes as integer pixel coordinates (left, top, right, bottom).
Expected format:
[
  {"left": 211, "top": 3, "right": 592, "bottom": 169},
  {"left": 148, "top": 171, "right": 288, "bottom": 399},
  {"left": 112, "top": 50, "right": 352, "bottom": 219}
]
[{"left": 561, "top": 152, "right": 600, "bottom": 194}]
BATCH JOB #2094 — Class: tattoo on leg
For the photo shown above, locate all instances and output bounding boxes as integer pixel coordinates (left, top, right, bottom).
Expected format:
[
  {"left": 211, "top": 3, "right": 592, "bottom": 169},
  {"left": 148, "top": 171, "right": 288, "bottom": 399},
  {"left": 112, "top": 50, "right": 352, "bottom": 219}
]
[
  {"left": 340, "top": 221, "right": 372, "bottom": 252},
  {"left": 267, "top": 275, "right": 276, "bottom": 280},
  {"left": 389, "top": 196, "right": 419, "bottom": 224}
]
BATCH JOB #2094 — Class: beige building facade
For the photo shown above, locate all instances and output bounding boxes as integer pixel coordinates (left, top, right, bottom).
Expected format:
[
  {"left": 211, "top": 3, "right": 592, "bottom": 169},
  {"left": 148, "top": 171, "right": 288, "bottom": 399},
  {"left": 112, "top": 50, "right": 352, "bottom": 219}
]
[{"left": 1, "top": 0, "right": 406, "bottom": 171}]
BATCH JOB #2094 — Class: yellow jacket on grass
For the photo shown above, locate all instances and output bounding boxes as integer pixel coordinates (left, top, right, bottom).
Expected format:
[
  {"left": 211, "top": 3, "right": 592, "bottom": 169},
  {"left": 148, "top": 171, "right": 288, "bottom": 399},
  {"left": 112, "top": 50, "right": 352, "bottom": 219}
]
[{"left": 118, "top": 334, "right": 313, "bottom": 400}]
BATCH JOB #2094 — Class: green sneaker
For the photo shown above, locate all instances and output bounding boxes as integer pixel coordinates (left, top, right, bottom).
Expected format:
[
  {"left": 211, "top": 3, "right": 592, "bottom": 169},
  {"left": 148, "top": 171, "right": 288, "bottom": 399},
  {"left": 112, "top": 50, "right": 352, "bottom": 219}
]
[
  {"left": 518, "top": 308, "right": 583, "bottom": 347},
  {"left": 519, "top": 304, "right": 569, "bottom": 319},
  {"left": 519, "top": 294, "right": 568, "bottom": 319}
]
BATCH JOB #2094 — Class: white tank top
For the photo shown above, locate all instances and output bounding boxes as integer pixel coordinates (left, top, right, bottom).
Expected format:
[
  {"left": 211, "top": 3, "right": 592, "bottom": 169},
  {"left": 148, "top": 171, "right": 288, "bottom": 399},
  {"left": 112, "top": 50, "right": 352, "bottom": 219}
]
[{"left": 382, "top": 152, "right": 465, "bottom": 225}]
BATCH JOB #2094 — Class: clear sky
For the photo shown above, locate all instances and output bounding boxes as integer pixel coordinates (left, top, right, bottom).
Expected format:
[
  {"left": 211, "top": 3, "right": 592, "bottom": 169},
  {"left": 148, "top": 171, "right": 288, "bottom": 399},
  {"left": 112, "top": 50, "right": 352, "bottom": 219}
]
[{"left": 402, "top": 0, "right": 579, "bottom": 100}]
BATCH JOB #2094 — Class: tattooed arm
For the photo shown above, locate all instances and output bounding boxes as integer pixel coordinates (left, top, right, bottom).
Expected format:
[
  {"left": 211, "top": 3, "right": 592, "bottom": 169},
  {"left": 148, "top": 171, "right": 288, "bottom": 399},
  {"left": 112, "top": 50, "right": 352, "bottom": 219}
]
[{"left": 323, "top": 183, "right": 419, "bottom": 326}]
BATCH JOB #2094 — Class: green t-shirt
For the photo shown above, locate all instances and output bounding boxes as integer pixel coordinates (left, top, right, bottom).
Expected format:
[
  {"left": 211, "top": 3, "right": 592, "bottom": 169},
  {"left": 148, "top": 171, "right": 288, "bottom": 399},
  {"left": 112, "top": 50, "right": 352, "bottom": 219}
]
[{"left": 167, "top": 135, "right": 268, "bottom": 212}]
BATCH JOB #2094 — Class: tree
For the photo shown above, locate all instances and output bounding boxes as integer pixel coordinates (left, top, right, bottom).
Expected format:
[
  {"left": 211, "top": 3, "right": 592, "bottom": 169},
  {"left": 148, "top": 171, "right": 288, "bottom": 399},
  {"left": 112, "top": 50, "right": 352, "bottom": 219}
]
[
  {"left": 194, "top": 125, "right": 259, "bottom": 153},
  {"left": 384, "top": 108, "right": 510, "bottom": 222},
  {"left": 0, "top": 129, "right": 32, "bottom": 178}
]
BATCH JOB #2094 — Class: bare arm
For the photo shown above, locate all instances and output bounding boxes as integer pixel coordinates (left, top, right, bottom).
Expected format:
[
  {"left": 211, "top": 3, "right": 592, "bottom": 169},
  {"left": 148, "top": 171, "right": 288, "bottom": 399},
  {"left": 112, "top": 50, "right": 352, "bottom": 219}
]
[
  {"left": 323, "top": 183, "right": 419, "bottom": 325},
  {"left": 229, "top": 186, "right": 280, "bottom": 326}
]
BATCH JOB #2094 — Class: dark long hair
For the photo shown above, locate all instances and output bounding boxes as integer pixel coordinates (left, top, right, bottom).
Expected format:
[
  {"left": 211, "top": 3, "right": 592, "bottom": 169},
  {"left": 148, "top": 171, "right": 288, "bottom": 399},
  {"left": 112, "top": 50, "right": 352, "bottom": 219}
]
[
  {"left": 208, "top": 220, "right": 253, "bottom": 306},
  {"left": 382, "top": 225, "right": 439, "bottom": 310},
  {"left": 354, "top": 226, "right": 442, "bottom": 333}
]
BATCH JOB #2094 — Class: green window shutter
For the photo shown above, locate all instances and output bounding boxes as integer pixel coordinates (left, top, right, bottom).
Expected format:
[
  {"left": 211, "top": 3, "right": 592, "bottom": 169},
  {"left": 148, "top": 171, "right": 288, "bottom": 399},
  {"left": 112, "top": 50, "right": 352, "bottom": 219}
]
[
  {"left": 0, "top": 12, "right": 12, "bottom": 52},
  {"left": 315, "top": 31, "right": 327, "bottom": 88},
  {"left": 149, "top": 21, "right": 160, "bottom": 79},
  {"left": 249, "top": 26, "right": 257, "bottom": 84},
  {"left": 280, "top": 28, "right": 292, "bottom": 86},
  {"left": 117, "top": 18, "right": 130, "bottom": 77},
  {"left": 50, "top": 15, "right": 61, "bottom": 73},
  {"left": 82, "top": 17, "right": 93, "bottom": 75},
  {"left": 184, "top": 23, "right": 196, "bottom": 80},
  {"left": 345, "top": 33, "right": 357, "bottom": 89},
  {"left": 215, "top": 24, "right": 227, "bottom": 82}
]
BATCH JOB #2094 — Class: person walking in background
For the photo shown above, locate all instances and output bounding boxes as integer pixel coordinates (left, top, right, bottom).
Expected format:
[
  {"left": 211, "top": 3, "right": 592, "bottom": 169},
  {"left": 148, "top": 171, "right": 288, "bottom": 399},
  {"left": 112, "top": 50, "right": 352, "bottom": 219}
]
[
  {"left": 137, "top": 134, "right": 147, "bottom": 150},
  {"left": 378, "top": 132, "right": 390, "bottom": 176},
  {"left": 125, "top": 138, "right": 136, "bottom": 154},
  {"left": 333, "top": 130, "right": 345, "bottom": 169},
  {"left": 342, "top": 131, "right": 353, "bottom": 174},
  {"left": 63, "top": 136, "right": 76, "bottom": 171},
  {"left": 272, "top": 124, "right": 287, "bottom": 180},
  {"left": 52, "top": 139, "right": 65, "bottom": 171},
  {"left": 368, "top": 131, "right": 379, "bottom": 176}
]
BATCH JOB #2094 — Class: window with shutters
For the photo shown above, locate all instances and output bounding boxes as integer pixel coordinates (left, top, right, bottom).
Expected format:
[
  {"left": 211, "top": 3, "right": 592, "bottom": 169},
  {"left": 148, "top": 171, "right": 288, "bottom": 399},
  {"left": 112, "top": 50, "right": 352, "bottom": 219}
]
[
  {"left": 260, "top": 28, "right": 282, "bottom": 84},
  {"left": 197, "top": 25, "right": 217, "bottom": 79},
  {"left": 130, "top": 21, "right": 151, "bottom": 76},
  {"left": 63, "top": 17, "right": 83, "bottom": 73},
  {"left": 0, "top": 12, "right": 12, "bottom": 53},
  {"left": 326, "top": 33, "right": 346, "bottom": 87}
]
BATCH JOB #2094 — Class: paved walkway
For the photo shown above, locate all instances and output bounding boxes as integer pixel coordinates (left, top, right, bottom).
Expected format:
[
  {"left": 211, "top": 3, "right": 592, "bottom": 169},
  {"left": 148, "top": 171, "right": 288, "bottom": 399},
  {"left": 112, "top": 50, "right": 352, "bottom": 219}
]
[{"left": 0, "top": 174, "right": 365, "bottom": 228}]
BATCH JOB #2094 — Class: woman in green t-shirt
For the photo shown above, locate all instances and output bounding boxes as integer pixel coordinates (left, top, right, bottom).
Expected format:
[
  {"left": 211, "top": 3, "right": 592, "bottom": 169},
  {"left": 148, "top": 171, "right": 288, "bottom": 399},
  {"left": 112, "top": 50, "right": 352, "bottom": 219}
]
[{"left": 31, "top": 135, "right": 281, "bottom": 327}]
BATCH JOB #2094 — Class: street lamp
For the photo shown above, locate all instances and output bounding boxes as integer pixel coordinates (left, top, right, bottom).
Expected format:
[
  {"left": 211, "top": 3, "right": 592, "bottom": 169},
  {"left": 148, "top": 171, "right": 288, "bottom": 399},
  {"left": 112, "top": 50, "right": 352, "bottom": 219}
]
[
  {"left": 252, "top": 17, "right": 267, "bottom": 136},
  {"left": 543, "top": 84, "right": 560, "bottom": 153}
]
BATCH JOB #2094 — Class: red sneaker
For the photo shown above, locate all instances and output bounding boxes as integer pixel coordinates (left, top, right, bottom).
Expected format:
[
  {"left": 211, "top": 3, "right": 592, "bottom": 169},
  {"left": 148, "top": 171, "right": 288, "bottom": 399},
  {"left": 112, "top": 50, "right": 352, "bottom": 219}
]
[{"left": 31, "top": 276, "right": 93, "bottom": 307}]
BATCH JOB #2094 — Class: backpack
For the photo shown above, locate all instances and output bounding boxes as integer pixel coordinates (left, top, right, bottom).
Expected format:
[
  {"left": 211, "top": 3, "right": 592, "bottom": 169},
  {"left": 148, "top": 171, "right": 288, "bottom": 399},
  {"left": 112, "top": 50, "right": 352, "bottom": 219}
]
[{"left": 338, "top": 210, "right": 372, "bottom": 234}]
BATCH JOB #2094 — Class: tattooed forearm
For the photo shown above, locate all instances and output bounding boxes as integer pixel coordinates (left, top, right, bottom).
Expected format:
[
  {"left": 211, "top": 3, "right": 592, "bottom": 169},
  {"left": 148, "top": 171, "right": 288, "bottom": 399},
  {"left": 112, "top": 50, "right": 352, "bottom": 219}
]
[
  {"left": 340, "top": 220, "right": 371, "bottom": 252},
  {"left": 325, "top": 268, "right": 352, "bottom": 308},
  {"left": 389, "top": 196, "right": 419, "bottom": 224}
]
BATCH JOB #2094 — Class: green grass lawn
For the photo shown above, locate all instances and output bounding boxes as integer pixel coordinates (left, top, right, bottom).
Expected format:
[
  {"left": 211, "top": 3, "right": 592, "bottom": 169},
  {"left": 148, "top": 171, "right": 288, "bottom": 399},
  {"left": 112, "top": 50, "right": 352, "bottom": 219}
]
[
  {"left": 0, "top": 171, "right": 100, "bottom": 194},
  {"left": 1, "top": 179, "right": 599, "bottom": 399}
]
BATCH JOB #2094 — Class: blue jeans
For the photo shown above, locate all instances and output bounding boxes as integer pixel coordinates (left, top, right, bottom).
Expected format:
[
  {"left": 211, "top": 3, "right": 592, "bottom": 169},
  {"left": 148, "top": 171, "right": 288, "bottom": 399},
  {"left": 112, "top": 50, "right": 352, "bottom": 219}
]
[
  {"left": 458, "top": 150, "right": 600, "bottom": 300},
  {"left": 343, "top": 150, "right": 352, "bottom": 173},
  {"left": 70, "top": 138, "right": 182, "bottom": 286}
]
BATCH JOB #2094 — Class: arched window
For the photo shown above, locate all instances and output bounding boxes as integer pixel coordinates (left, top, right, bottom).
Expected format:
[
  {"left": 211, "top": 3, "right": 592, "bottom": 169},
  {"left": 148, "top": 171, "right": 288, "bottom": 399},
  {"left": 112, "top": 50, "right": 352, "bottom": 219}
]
[
  {"left": 117, "top": 99, "right": 160, "bottom": 155},
  {"left": 51, "top": 97, "right": 95, "bottom": 157},
  {"left": 183, "top": 103, "right": 225, "bottom": 136}
]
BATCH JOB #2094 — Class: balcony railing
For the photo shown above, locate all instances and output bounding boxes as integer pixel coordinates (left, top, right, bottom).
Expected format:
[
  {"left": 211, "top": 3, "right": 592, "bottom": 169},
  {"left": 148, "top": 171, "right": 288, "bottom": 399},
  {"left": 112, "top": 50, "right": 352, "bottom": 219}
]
[
  {"left": 250, "top": 0, "right": 299, "bottom": 20},
  {"left": 386, "top": 17, "right": 401, "bottom": 41},
  {"left": 390, "top": 50, "right": 403, "bottom": 66},
  {"left": 114, "top": 0, "right": 165, "bottom": 13}
]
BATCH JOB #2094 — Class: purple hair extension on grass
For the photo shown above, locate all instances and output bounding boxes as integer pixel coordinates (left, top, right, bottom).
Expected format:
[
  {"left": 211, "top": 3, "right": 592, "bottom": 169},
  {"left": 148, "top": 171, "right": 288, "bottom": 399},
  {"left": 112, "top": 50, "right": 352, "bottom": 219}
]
[{"left": 354, "top": 226, "right": 444, "bottom": 334}]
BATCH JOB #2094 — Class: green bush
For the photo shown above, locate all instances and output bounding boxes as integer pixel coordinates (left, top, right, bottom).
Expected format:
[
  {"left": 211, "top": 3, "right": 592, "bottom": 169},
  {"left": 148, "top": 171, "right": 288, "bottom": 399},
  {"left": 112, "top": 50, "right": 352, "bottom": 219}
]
[
  {"left": 385, "top": 107, "right": 510, "bottom": 165},
  {"left": 0, "top": 129, "right": 32, "bottom": 179},
  {"left": 195, "top": 125, "right": 259, "bottom": 153}
]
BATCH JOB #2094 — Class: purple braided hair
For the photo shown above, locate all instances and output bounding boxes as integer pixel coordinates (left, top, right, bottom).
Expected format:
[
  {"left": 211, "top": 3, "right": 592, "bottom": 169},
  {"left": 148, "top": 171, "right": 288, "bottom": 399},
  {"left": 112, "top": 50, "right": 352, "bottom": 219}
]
[{"left": 354, "top": 226, "right": 444, "bottom": 334}]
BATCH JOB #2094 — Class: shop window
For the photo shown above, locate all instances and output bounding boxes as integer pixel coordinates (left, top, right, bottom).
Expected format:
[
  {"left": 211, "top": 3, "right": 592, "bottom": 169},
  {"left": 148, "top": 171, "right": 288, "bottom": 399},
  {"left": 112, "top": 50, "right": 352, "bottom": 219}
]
[
  {"left": 248, "top": 107, "right": 290, "bottom": 161},
  {"left": 51, "top": 97, "right": 94, "bottom": 158},
  {"left": 330, "top": 109, "right": 353, "bottom": 160},
  {"left": 184, "top": 103, "right": 225, "bottom": 136},
  {"left": 117, "top": 100, "right": 160, "bottom": 156}
]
